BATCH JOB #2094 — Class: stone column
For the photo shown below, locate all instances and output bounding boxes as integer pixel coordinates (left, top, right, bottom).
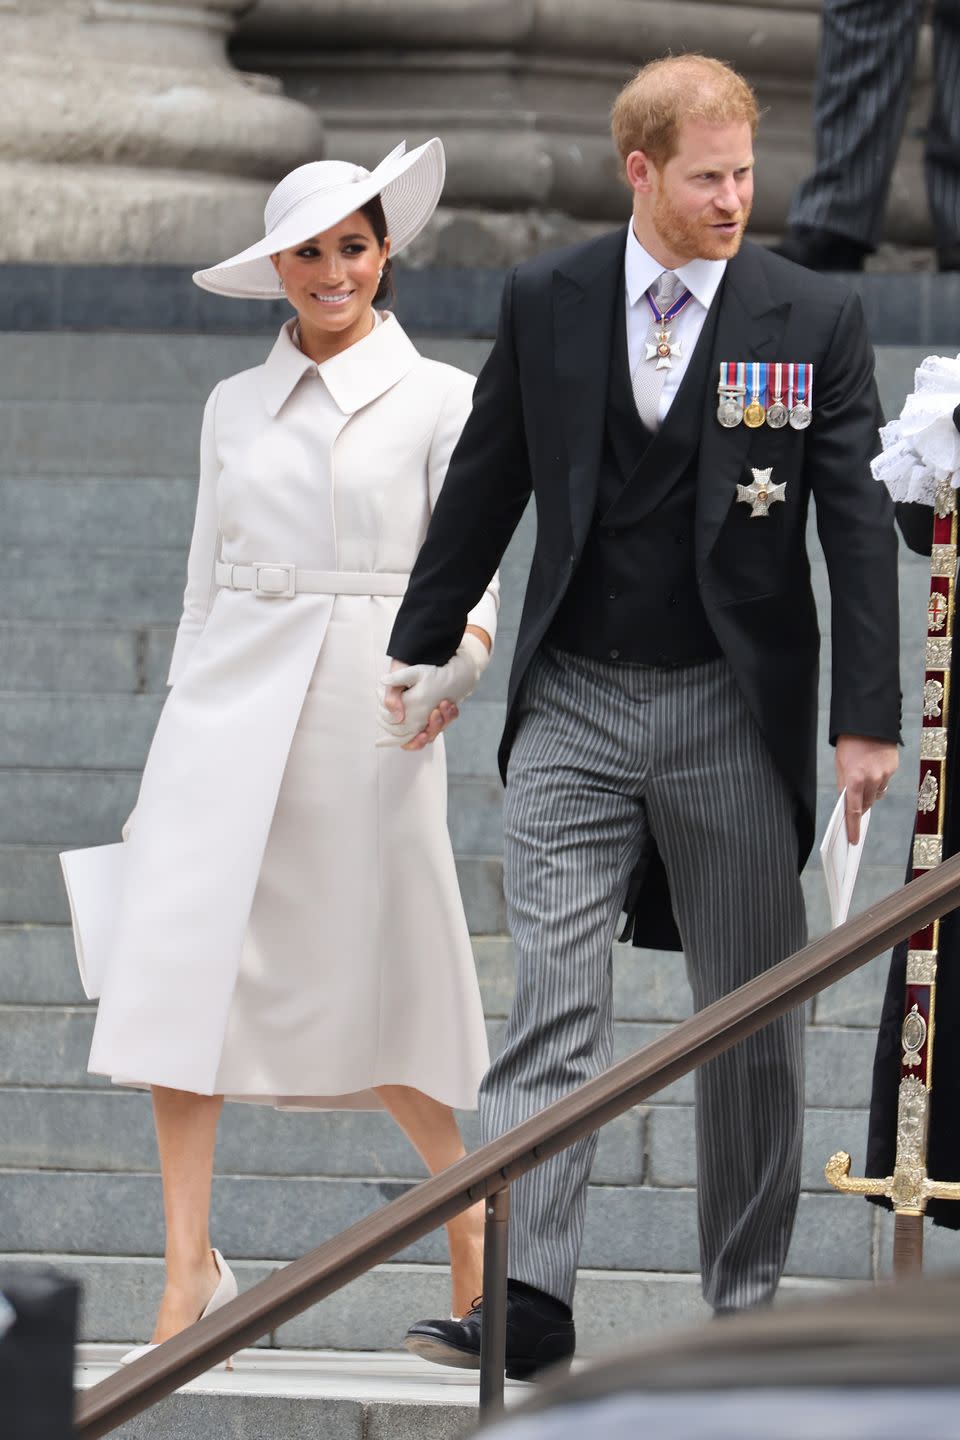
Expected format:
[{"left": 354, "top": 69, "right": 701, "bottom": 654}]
[
  {"left": 235, "top": 0, "right": 932, "bottom": 264},
  {"left": 2, "top": 0, "right": 324, "bottom": 262}
]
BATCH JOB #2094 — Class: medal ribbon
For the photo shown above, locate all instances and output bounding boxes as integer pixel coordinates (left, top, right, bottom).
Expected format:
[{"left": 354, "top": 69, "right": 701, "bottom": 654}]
[
  {"left": 719, "top": 363, "right": 747, "bottom": 395},
  {"left": 771, "top": 362, "right": 783, "bottom": 404},
  {"left": 795, "top": 364, "right": 808, "bottom": 408},
  {"left": 750, "top": 361, "right": 767, "bottom": 403},
  {"left": 645, "top": 287, "right": 695, "bottom": 324}
]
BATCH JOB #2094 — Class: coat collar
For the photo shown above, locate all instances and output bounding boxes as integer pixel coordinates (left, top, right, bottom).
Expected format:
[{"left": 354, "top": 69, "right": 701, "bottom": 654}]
[{"left": 260, "top": 313, "right": 420, "bottom": 417}]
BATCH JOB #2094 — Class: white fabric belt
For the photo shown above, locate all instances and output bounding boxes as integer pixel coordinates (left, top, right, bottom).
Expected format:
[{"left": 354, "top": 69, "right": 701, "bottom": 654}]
[{"left": 215, "top": 562, "right": 409, "bottom": 599}]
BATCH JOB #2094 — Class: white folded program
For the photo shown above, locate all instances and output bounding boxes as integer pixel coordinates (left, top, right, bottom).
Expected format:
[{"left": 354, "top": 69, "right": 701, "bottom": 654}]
[
  {"left": 59, "top": 843, "right": 124, "bottom": 999},
  {"left": 819, "top": 790, "right": 871, "bottom": 930}
]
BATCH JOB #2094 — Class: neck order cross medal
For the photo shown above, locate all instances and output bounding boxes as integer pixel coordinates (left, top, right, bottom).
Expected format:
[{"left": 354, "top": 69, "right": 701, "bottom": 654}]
[{"left": 644, "top": 284, "right": 694, "bottom": 370}]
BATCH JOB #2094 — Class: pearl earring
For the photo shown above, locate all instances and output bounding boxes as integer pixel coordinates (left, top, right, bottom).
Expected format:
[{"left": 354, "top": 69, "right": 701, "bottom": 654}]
[
  {"left": 278, "top": 277, "right": 284, "bottom": 293},
  {"left": 378, "top": 268, "right": 384, "bottom": 281}
]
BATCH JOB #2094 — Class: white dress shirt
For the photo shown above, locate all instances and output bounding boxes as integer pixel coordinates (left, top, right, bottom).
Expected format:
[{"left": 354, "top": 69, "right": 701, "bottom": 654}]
[{"left": 624, "top": 225, "right": 727, "bottom": 424}]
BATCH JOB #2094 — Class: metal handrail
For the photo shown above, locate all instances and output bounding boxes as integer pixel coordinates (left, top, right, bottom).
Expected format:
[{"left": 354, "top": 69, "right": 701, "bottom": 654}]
[{"left": 74, "top": 853, "right": 960, "bottom": 1437}]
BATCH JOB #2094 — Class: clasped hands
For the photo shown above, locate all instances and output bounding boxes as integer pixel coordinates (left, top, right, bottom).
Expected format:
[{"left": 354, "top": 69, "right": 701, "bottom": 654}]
[{"left": 377, "top": 629, "right": 491, "bottom": 749}]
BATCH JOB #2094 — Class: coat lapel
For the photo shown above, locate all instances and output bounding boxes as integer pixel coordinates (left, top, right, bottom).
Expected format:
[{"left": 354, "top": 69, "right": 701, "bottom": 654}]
[
  {"left": 695, "top": 243, "right": 791, "bottom": 566},
  {"left": 553, "top": 226, "right": 629, "bottom": 552}
]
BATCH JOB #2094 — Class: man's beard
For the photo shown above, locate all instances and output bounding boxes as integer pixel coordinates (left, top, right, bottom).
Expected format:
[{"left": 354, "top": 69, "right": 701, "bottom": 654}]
[{"left": 653, "top": 188, "right": 751, "bottom": 262}]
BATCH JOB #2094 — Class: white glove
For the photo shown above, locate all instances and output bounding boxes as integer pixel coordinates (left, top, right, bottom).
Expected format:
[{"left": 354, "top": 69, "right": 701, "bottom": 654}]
[
  {"left": 121, "top": 807, "right": 136, "bottom": 842},
  {"left": 376, "top": 632, "right": 490, "bottom": 747}
]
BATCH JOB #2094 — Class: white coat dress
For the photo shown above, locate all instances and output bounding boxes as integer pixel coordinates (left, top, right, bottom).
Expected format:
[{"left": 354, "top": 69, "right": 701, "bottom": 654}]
[{"left": 86, "top": 314, "right": 497, "bottom": 1110}]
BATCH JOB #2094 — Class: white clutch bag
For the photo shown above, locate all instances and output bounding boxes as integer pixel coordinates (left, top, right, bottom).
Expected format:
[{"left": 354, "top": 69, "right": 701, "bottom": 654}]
[{"left": 59, "top": 843, "right": 124, "bottom": 1000}]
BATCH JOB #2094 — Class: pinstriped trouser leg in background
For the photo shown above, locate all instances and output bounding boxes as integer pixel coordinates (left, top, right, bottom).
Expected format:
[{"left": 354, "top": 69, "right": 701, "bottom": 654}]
[
  {"left": 478, "top": 647, "right": 806, "bottom": 1312},
  {"left": 788, "top": 0, "right": 960, "bottom": 249}
]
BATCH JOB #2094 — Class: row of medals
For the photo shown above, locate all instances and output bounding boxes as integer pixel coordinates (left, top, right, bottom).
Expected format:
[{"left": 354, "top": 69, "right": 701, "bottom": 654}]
[{"left": 717, "top": 388, "right": 811, "bottom": 431}]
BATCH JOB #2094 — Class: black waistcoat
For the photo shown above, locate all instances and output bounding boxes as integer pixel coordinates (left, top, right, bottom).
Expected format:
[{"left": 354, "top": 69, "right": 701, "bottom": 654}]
[{"left": 550, "top": 270, "right": 723, "bottom": 665}]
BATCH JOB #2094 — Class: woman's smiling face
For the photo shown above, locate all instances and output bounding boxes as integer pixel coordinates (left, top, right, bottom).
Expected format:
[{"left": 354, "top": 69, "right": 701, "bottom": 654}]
[{"left": 271, "top": 209, "right": 390, "bottom": 353}]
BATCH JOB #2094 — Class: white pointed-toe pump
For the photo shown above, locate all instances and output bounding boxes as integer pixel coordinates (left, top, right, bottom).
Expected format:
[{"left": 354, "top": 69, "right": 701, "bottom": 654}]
[{"left": 121, "top": 1249, "right": 238, "bottom": 1369}]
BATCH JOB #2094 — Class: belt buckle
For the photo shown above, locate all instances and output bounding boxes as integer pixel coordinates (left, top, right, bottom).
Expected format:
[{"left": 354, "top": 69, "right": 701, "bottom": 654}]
[{"left": 251, "top": 562, "right": 296, "bottom": 598}]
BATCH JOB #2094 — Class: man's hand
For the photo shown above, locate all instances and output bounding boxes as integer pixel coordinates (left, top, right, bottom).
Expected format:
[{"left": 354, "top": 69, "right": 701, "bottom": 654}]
[{"left": 835, "top": 734, "right": 899, "bottom": 844}]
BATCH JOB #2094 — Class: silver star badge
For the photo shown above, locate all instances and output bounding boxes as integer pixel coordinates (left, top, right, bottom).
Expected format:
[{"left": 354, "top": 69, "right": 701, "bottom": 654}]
[
  {"left": 736, "top": 467, "right": 786, "bottom": 518},
  {"left": 646, "top": 329, "right": 681, "bottom": 370}
]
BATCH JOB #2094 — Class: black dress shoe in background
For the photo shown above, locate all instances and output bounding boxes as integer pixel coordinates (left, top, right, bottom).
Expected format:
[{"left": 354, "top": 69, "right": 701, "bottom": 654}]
[
  {"left": 937, "top": 244, "right": 960, "bottom": 272},
  {"left": 772, "top": 225, "right": 870, "bottom": 271},
  {"left": 403, "top": 1278, "right": 576, "bottom": 1381}
]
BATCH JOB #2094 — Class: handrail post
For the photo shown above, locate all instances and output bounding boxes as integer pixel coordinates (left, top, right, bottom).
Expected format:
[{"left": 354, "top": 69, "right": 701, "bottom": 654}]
[{"left": 479, "top": 1186, "right": 510, "bottom": 1419}]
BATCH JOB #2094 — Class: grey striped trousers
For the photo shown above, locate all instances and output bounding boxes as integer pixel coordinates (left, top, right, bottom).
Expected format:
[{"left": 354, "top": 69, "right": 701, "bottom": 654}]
[
  {"left": 479, "top": 648, "right": 806, "bottom": 1312},
  {"left": 788, "top": 0, "right": 960, "bottom": 248}
]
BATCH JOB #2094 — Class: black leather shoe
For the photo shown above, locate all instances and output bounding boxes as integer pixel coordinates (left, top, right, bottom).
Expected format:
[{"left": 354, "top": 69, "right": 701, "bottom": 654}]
[
  {"left": 938, "top": 244, "right": 960, "bottom": 272},
  {"left": 403, "top": 1279, "right": 576, "bottom": 1381},
  {"left": 771, "top": 225, "right": 869, "bottom": 271}
]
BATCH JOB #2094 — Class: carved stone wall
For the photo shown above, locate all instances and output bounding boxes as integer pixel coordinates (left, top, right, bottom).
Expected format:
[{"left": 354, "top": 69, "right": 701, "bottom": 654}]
[
  {"left": 234, "top": 0, "right": 933, "bottom": 265},
  {"left": 1, "top": 0, "right": 933, "bottom": 264},
  {"left": 1, "top": 0, "right": 323, "bottom": 263}
]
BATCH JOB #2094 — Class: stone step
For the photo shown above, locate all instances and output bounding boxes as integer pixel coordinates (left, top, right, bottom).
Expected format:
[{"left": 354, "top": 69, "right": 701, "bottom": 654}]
[
  {"left": 0, "top": 697, "right": 519, "bottom": 784},
  {"left": 0, "top": 621, "right": 524, "bottom": 704},
  {"left": 0, "top": 921, "right": 892, "bottom": 1029},
  {"left": 0, "top": 1086, "right": 645, "bottom": 1185},
  {"left": 0, "top": 1235, "right": 932, "bottom": 1357},
  {"left": 0, "top": 335, "right": 262, "bottom": 405},
  {"left": 0, "top": 621, "right": 173, "bottom": 695},
  {"left": 0, "top": 332, "right": 925, "bottom": 413},
  {"left": 0, "top": 844, "right": 509, "bottom": 933},
  {"left": 0, "top": 769, "right": 141, "bottom": 844},
  {"left": 0, "top": 546, "right": 186, "bottom": 623},
  {"left": 76, "top": 1345, "right": 487, "bottom": 1440},
  {"left": 0, "top": 526, "right": 534, "bottom": 623},
  {"left": 0, "top": 694, "right": 165, "bottom": 769},
  {"left": 0, "top": 333, "right": 488, "bottom": 405},
  {"left": 0, "top": 770, "right": 496, "bottom": 848},
  {"left": 0, "top": 1170, "right": 875, "bottom": 1278},
  {"left": 0, "top": 927, "right": 696, "bottom": 1023},
  {"left": 0, "top": 766, "right": 917, "bottom": 867},
  {"left": 1, "top": 476, "right": 197, "bottom": 550},
  {"left": 18, "top": 1255, "right": 816, "bottom": 1350},
  {"left": 0, "top": 1085, "right": 867, "bottom": 1196},
  {"left": 0, "top": 401, "right": 205, "bottom": 478},
  {"left": 63, "top": 1259, "right": 840, "bottom": 1349},
  {"left": 0, "top": 1004, "right": 882, "bottom": 1109},
  {"left": 644, "top": 1104, "right": 871, "bottom": 1194},
  {"left": 451, "top": 779, "right": 916, "bottom": 865},
  {"left": 0, "top": 616, "right": 938, "bottom": 725},
  {"left": 0, "top": 691, "right": 929, "bottom": 790},
  {"left": 0, "top": 541, "right": 927, "bottom": 649},
  {"left": 0, "top": 839, "right": 909, "bottom": 941}
]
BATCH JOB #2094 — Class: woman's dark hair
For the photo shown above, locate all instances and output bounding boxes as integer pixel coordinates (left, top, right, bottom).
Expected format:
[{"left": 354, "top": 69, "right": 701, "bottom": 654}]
[{"left": 359, "top": 195, "right": 395, "bottom": 306}]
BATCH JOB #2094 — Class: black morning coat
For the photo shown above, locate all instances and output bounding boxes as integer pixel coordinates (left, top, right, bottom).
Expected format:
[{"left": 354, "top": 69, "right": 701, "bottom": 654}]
[
  {"left": 867, "top": 501, "right": 960, "bottom": 1227},
  {"left": 388, "top": 227, "right": 902, "bottom": 949}
]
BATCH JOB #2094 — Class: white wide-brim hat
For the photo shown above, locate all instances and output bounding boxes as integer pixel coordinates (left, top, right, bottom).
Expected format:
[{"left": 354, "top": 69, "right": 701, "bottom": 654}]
[{"left": 192, "top": 138, "right": 445, "bottom": 300}]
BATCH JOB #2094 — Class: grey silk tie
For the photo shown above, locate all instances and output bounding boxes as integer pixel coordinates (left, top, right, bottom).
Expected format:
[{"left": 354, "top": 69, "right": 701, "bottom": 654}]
[{"left": 631, "top": 270, "right": 680, "bottom": 431}]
